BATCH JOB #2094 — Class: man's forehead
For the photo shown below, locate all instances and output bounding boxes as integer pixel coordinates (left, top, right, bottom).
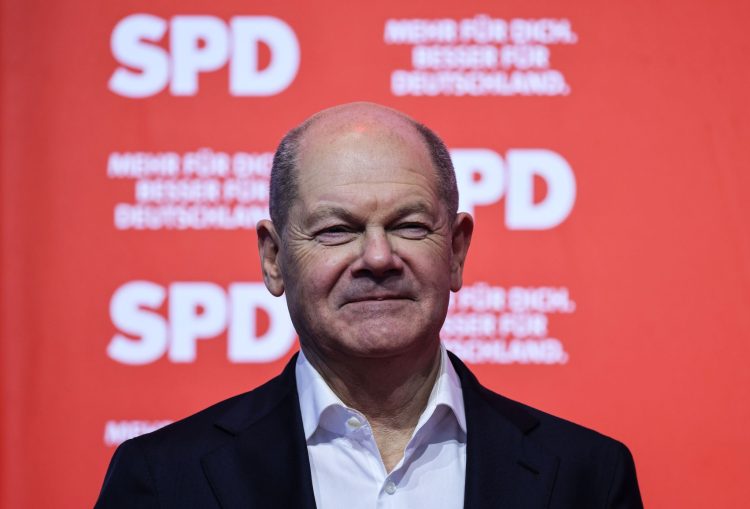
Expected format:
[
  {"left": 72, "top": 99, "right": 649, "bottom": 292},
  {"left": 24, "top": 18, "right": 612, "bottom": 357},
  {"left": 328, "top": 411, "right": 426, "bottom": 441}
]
[
  {"left": 294, "top": 104, "right": 432, "bottom": 181},
  {"left": 296, "top": 128, "right": 435, "bottom": 197}
]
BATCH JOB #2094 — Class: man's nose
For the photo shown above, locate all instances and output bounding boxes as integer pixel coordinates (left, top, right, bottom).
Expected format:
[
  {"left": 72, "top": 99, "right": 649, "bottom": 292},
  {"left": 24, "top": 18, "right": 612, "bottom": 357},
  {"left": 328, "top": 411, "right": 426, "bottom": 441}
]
[{"left": 353, "top": 228, "right": 403, "bottom": 276}]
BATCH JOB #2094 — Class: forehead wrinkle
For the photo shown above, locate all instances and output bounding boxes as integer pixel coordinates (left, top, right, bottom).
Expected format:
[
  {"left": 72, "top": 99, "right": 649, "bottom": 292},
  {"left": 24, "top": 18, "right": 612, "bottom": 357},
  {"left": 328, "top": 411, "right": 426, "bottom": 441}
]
[
  {"left": 303, "top": 205, "right": 363, "bottom": 227},
  {"left": 392, "top": 201, "right": 433, "bottom": 218},
  {"left": 299, "top": 162, "right": 438, "bottom": 190}
]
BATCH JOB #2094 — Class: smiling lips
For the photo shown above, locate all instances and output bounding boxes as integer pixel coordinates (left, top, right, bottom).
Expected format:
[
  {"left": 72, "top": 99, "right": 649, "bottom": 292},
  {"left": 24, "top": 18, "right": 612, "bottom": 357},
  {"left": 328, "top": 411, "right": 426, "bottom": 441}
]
[
  {"left": 346, "top": 294, "right": 409, "bottom": 303},
  {"left": 341, "top": 292, "right": 415, "bottom": 307},
  {"left": 339, "top": 282, "right": 416, "bottom": 307}
]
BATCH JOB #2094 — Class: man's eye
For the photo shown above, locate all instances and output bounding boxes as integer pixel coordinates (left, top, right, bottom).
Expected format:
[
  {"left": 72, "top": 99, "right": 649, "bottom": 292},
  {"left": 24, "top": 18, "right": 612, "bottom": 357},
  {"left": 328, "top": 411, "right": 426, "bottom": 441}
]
[
  {"left": 394, "top": 223, "right": 430, "bottom": 239},
  {"left": 315, "top": 226, "right": 356, "bottom": 245}
]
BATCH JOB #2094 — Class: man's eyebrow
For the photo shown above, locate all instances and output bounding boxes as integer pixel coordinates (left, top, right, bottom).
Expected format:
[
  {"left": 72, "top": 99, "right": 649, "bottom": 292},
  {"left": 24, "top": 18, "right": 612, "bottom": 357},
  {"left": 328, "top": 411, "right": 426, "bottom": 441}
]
[
  {"left": 392, "top": 202, "right": 432, "bottom": 218},
  {"left": 304, "top": 206, "right": 361, "bottom": 226},
  {"left": 304, "top": 202, "right": 434, "bottom": 227}
]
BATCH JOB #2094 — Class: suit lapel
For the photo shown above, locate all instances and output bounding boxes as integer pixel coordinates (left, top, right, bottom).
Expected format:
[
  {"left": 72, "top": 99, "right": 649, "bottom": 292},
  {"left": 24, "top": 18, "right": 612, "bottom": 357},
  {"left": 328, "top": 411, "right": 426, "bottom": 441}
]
[
  {"left": 200, "top": 355, "right": 317, "bottom": 509},
  {"left": 450, "top": 354, "right": 559, "bottom": 509},
  {"left": 198, "top": 352, "right": 558, "bottom": 509}
]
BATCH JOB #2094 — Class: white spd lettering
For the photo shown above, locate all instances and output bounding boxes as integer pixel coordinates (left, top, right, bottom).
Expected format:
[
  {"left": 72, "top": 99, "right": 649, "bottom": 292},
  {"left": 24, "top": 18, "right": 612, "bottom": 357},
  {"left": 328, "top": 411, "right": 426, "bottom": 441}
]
[
  {"left": 451, "top": 148, "right": 576, "bottom": 230},
  {"left": 107, "top": 281, "right": 296, "bottom": 365},
  {"left": 109, "top": 14, "right": 300, "bottom": 98}
]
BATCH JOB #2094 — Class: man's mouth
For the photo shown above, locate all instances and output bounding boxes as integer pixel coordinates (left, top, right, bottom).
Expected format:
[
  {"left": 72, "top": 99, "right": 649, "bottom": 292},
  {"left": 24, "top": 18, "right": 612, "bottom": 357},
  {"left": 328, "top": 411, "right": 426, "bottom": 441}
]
[{"left": 347, "top": 294, "right": 406, "bottom": 303}]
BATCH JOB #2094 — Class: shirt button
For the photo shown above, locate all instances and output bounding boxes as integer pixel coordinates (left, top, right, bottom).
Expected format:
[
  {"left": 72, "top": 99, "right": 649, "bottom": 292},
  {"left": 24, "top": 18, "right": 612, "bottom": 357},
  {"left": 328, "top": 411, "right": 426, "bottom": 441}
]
[
  {"left": 346, "top": 416, "right": 362, "bottom": 429},
  {"left": 384, "top": 481, "right": 397, "bottom": 495}
]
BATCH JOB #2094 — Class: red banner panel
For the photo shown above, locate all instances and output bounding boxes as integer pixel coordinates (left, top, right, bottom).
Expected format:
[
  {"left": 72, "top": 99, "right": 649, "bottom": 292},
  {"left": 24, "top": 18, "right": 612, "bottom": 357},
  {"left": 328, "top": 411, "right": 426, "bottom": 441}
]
[{"left": 2, "top": 1, "right": 749, "bottom": 507}]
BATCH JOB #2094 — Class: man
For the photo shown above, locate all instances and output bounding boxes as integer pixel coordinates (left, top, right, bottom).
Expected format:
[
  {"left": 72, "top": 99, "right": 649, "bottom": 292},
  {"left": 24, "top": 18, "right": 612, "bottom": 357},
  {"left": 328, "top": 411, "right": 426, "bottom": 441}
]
[{"left": 95, "top": 103, "right": 643, "bottom": 508}]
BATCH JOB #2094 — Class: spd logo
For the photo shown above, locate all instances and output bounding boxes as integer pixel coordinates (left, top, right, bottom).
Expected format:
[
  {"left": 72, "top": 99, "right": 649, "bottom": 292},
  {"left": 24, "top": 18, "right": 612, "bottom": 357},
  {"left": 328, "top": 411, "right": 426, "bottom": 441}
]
[
  {"left": 109, "top": 14, "right": 300, "bottom": 98},
  {"left": 452, "top": 148, "right": 576, "bottom": 229},
  {"left": 108, "top": 281, "right": 296, "bottom": 365}
]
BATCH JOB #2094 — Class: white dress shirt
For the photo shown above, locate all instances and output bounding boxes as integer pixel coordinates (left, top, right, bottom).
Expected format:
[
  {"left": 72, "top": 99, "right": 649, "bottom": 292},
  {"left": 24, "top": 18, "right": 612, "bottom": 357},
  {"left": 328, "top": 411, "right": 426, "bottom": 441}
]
[{"left": 295, "top": 346, "right": 467, "bottom": 509}]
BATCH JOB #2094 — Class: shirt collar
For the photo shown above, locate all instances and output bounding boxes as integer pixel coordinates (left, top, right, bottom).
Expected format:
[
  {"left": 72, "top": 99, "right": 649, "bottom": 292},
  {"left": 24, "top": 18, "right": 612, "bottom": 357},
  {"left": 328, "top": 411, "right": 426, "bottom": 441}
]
[
  {"left": 295, "top": 349, "right": 346, "bottom": 440},
  {"left": 295, "top": 344, "right": 466, "bottom": 441}
]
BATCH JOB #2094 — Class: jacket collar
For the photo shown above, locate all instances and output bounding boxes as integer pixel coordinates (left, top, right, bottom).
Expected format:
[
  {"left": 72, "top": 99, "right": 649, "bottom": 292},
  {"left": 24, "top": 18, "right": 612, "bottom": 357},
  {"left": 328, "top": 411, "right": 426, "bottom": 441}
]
[
  {"left": 449, "top": 352, "right": 559, "bottom": 509},
  {"left": 201, "top": 354, "right": 317, "bottom": 509},
  {"left": 201, "top": 351, "right": 559, "bottom": 509}
]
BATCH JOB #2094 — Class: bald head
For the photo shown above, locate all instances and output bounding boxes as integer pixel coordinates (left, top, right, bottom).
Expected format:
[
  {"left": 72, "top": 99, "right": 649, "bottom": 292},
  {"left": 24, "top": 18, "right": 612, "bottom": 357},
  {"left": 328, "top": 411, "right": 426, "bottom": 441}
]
[{"left": 269, "top": 102, "right": 458, "bottom": 232}]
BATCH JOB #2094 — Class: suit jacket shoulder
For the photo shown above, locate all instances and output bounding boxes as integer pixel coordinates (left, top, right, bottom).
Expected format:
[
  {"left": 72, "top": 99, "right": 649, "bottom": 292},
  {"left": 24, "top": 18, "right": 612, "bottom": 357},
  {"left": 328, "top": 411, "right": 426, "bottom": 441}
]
[
  {"left": 94, "top": 357, "right": 316, "bottom": 509},
  {"left": 95, "top": 352, "right": 643, "bottom": 509},
  {"left": 449, "top": 352, "right": 643, "bottom": 509}
]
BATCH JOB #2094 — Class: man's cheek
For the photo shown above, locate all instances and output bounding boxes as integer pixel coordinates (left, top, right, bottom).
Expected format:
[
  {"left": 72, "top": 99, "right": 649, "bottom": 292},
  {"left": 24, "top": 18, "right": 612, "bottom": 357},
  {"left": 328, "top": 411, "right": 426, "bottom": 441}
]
[
  {"left": 402, "top": 242, "right": 452, "bottom": 267},
  {"left": 306, "top": 246, "right": 359, "bottom": 281}
]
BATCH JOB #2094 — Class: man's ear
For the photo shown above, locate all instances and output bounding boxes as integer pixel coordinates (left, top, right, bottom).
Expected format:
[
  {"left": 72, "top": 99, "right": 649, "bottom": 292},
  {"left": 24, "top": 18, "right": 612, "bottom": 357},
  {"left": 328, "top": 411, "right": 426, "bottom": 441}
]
[
  {"left": 256, "top": 219, "right": 285, "bottom": 297},
  {"left": 450, "top": 212, "right": 474, "bottom": 292}
]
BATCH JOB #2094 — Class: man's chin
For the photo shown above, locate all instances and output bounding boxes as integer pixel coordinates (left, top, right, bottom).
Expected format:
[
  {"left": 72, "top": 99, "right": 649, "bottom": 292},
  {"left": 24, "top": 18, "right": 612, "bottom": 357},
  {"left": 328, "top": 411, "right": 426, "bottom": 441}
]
[{"left": 334, "top": 331, "right": 439, "bottom": 360}]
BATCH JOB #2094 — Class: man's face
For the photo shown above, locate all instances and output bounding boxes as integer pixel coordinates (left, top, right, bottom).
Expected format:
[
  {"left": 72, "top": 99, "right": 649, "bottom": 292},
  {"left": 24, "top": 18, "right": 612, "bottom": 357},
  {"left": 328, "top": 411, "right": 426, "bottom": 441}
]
[{"left": 259, "top": 111, "right": 471, "bottom": 363}]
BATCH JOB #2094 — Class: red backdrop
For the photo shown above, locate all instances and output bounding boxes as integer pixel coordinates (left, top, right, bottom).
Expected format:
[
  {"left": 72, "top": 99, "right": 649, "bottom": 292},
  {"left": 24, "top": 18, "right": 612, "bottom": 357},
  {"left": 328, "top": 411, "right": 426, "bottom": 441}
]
[{"left": 2, "top": 1, "right": 749, "bottom": 507}]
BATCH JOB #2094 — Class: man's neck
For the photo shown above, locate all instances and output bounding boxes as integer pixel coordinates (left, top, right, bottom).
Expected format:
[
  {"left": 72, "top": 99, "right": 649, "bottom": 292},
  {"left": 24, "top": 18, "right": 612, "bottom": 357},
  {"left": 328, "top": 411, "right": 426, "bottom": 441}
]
[{"left": 301, "top": 341, "right": 442, "bottom": 471}]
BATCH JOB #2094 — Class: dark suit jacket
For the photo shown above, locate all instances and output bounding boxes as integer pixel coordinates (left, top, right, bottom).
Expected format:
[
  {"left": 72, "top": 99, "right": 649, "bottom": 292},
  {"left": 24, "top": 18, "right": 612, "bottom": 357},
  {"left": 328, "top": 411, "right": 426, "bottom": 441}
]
[{"left": 94, "top": 352, "right": 643, "bottom": 508}]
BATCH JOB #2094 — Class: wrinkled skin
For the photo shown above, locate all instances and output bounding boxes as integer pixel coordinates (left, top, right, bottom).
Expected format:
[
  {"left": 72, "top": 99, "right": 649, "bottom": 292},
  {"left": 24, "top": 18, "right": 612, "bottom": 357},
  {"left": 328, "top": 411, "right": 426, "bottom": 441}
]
[{"left": 258, "top": 103, "right": 473, "bottom": 372}]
